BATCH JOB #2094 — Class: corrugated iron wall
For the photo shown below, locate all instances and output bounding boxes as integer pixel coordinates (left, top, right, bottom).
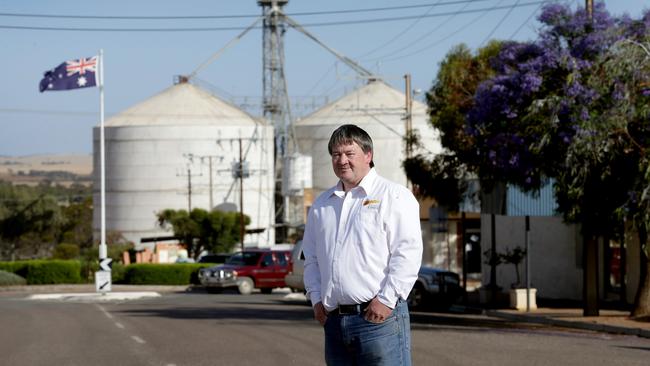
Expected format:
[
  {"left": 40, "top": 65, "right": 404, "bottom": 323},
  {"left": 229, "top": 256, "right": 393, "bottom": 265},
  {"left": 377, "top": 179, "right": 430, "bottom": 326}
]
[{"left": 506, "top": 180, "right": 557, "bottom": 217}]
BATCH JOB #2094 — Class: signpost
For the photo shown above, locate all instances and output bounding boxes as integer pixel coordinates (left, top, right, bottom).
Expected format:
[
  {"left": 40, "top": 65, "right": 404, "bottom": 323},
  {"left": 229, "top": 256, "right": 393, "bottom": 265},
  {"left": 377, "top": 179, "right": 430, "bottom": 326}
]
[
  {"left": 95, "top": 270, "right": 111, "bottom": 293},
  {"left": 96, "top": 257, "right": 112, "bottom": 293}
]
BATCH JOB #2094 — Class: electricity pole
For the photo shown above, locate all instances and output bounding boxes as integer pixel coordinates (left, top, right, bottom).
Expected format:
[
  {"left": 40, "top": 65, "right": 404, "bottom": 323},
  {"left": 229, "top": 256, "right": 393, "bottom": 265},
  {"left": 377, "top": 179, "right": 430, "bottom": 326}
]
[
  {"left": 239, "top": 138, "right": 245, "bottom": 252},
  {"left": 177, "top": 166, "right": 202, "bottom": 212},
  {"left": 185, "top": 153, "right": 223, "bottom": 210},
  {"left": 586, "top": 0, "right": 593, "bottom": 23}
]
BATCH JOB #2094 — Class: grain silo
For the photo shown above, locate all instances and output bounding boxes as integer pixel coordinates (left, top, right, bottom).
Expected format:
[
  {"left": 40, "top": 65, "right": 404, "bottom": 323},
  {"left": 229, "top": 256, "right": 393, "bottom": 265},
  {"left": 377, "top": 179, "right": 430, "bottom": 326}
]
[
  {"left": 92, "top": 80, "right": 275, "bottom": 248},
  {"left": 294, "top": 79, "right": 442, "bottom": 197}
]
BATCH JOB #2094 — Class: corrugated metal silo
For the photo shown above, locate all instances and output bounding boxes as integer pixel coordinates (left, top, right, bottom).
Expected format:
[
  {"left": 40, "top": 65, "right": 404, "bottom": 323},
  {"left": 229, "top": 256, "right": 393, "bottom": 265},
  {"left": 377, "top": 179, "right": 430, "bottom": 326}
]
[
  {"left": 294, "top": 79, "right": 442, "bottom": 196},
  {"left": 92, "top": 82, "right": 275, "bottom": 248}
]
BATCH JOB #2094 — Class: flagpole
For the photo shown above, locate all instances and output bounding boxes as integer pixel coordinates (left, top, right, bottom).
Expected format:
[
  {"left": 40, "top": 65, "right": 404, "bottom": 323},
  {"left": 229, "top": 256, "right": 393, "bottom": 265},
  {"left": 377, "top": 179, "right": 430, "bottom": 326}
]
[{"left": 99, "top": 49, "right": 107, "bottom": 260}]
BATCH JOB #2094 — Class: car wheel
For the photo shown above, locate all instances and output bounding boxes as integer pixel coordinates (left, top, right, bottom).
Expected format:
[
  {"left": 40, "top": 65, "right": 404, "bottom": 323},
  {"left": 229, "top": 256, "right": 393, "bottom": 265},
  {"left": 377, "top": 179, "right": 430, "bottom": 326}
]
[
  {"left": 408, "top": 283, "right": 425, "bottom": 309},
  {"left": 260, "top": 288, "right": 273, "bottom": 294},
  {"left": 237, "top": 277, "right": 254, "bottom": 295}
]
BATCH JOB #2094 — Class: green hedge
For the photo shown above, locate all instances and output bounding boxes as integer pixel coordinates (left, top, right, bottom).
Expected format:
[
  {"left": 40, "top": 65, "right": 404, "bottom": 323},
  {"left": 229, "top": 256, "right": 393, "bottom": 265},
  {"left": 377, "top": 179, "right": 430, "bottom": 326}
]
[
  {"left": 0, "top": 260, "right": 81, "bottom": 284},
  {"left": 123, "top": 263, "right": 211, "bottom": 285},
  {"left": 0, "top": 261, "right": 209, "bottom": 286},
  {"left": 0, "top": 270, "right": 27, "bottom": 286}
]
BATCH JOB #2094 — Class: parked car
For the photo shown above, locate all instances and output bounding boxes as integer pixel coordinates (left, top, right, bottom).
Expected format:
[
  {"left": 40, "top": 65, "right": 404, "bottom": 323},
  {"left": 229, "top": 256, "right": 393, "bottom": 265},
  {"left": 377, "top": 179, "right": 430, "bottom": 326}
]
[
  {"left": 284, "top": 240, "right": 305, "bottom": 293},
  {"left": 284, "top": 240, "right": 462, "bottom": 310},
  {"left": 198, "top": 249, "right": 291, "bottom": 295},
  {"left": 198, "top": 253, "right": 232, "bottom": 264},
  {"left": 408, "top": 266, "right": 464, "bottom": 310}
]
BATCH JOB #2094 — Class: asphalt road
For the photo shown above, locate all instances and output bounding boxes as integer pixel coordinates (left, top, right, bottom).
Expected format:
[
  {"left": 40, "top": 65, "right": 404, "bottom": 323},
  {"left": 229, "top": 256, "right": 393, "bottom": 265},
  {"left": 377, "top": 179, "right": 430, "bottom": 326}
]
[{"left": 1, "top": 290, "right": 649, "bottom": 366}]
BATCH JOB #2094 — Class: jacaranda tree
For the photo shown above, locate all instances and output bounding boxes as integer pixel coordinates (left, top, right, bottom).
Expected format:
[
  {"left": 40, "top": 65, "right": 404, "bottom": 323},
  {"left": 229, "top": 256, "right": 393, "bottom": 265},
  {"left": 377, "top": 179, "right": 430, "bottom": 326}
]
[
  {"left": 408, "top": 2, "right": 650, "bottom": 317},
  {"left": 404, "top": 41, "right": 502, "bottom": 209}
]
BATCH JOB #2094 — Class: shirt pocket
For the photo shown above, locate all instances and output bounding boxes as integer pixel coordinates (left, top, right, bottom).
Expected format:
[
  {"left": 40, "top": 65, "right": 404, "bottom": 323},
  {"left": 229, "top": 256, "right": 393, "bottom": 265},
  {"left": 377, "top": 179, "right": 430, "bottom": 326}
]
[{"left": 355, "top": 208, "right": 382, "bottom": 237}]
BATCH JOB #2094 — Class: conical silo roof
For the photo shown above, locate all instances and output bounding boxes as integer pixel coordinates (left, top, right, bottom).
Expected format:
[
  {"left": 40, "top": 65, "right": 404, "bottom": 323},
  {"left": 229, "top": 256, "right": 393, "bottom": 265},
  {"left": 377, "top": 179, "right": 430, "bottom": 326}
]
[
  {"left": 294, "top": 79, "right": 441, "bottom": 194},
  {"left": 296, "top": 79, "right": 427, "bottom": 126},
  {"left": 106, "top": 82, "right": 261, "bottom": 127}
]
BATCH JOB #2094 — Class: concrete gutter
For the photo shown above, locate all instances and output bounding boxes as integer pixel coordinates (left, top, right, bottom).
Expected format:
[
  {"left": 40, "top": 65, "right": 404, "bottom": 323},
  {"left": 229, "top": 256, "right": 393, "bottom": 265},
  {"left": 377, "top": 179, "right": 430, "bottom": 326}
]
[
  {"left": 0, "top": 284, "right": 191, "bottom": 293},
  {"left": 485, "top": 309, "right": 650, "bottom": 339},
  {"left": 28, "top": 292, "right": 161, "bottom": 302}
]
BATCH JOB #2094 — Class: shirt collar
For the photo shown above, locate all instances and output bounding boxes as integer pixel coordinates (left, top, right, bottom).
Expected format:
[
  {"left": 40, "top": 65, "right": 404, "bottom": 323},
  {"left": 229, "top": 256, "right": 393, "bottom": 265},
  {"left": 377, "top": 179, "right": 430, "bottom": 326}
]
[{"left": 331, "top": 168, "right": 377, "bottom": 198}]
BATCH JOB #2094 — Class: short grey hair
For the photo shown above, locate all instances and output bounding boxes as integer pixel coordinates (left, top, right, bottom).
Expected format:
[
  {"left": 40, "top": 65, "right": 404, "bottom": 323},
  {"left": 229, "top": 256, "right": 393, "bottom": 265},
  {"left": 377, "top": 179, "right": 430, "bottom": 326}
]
[{"left": 328, "top": 124, "right": 374, "bottom": 168}]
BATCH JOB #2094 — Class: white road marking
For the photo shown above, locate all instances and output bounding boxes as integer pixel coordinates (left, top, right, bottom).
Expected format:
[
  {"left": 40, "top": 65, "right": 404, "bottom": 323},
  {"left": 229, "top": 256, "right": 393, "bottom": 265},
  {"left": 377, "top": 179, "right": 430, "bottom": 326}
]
[
  {"left": 97, "top": 304, "right": 147, "bottom": 347},
  {"left": 131, "top": 335, "right": 146, "bottom": 344},
  {"left": 96, "top": 304, "right": 113, "bottom": 319}
]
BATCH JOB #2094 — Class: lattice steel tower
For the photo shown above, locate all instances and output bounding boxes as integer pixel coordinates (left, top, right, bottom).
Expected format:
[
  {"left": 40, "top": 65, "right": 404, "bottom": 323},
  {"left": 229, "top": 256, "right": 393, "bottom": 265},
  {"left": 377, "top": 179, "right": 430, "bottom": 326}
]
[
  {"left": 258, "top": 0, "right": 293, "bottom": 158},
  {"left": 258, "top": 0, "right": 295, "bottom": 241}
]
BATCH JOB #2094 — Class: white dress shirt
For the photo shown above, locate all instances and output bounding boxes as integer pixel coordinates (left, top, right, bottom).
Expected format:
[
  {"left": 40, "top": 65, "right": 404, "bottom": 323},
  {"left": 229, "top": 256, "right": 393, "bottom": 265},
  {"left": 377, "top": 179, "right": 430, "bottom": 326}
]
[{"left": 302, "top": 168, "right": 423, "bottom": 311}]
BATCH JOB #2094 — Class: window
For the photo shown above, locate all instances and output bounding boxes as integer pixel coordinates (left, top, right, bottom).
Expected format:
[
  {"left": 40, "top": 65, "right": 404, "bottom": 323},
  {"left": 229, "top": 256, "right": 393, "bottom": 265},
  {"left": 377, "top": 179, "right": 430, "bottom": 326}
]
[
  {"left": 261, "top": 253, "right": 274, "bottom": 267},
  {"left": 276, "top": 252, "right": 288, "bottom": 266}
]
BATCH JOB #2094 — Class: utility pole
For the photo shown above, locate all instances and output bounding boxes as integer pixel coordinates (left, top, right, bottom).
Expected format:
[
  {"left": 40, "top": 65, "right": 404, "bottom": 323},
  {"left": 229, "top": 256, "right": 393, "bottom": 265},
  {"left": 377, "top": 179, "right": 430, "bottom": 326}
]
[
  {"left": 185, "top": 153, "right": 223, "bottom": 210},
  {"left": 239, "top": 138, "right": 245, "bottom": 252},
  {"left": 216, "top": 137, "right": 265, "bottom": 250},
  {"left": 404, "top": 74, "right": 413, "bottom": 159},
  {"left": 177, "top": 166, "right": 202, "bottom": 212},
  {"left": 583, "top": 0, "right": 599, "bottom": 317},
  {"left": 404, "top": 74, "right": 413, "bottom": 189}
]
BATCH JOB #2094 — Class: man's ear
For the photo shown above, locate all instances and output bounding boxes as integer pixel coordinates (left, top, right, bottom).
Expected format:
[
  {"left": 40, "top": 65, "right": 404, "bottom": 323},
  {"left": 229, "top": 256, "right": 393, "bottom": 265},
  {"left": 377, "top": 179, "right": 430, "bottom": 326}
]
[{"left": 365, "top": 151, "right": 373, "bottom": 165}]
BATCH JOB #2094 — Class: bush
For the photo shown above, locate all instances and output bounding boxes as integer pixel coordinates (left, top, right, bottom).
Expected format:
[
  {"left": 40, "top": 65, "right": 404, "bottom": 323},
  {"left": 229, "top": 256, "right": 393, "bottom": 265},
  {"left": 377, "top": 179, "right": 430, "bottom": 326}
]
[
  {"left": 0, "top": 270, "right": 26, "bottom": 286},
  {"left": 0, "top": 260, "right": 82, "bottom": 284},
  {"left": 111, "top": 263, "right": 127, "bottom": 284},
  {"left": 52, "top": 243, "right": 80, "bottom": 260},
  {"left": 123, "top": 263, "right": 210, "bottom": 285}
]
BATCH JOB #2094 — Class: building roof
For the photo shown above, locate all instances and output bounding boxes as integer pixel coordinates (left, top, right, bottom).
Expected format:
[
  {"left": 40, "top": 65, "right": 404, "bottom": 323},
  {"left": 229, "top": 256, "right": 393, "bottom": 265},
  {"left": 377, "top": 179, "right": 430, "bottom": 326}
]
[
  {"left": 105, "top": 82, "right": 262, "bottom": 127},
  {"left": 295, "top": 79, "right": 428, "bottom": 126}
]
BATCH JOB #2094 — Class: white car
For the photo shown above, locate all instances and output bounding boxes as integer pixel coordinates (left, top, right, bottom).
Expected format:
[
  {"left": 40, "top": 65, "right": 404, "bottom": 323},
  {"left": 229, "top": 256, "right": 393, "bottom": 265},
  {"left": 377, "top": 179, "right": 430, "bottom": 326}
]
[{"left": 284, "top": 240, "right": 305, "bottom": 292}]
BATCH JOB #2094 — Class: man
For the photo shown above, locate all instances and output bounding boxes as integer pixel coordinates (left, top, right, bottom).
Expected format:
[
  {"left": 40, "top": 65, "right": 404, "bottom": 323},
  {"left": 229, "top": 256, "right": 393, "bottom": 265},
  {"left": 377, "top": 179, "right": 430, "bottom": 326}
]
[{"left": 302, "top": 124, "right": 423, "bottom": 365}]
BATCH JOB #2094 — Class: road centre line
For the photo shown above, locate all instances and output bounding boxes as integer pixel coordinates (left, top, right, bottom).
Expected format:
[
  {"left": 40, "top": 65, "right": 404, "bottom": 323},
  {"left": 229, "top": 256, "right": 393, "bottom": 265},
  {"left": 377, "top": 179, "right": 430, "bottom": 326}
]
[
  {"left": 95, "top": 304, "right": 113, "bottom": 319},
  {"left": 131, "top": 335, "right": 146, "bottom": 344},
  {"left": 95, "top": 304, "right": 149, "bottom": 346}
]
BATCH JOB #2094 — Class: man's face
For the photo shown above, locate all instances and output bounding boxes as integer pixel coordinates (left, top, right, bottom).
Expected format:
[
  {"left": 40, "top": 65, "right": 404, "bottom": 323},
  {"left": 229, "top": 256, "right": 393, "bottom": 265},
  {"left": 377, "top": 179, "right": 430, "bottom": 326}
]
[{"left": 330, "top": 141, "right": 372, "bottom": 190}]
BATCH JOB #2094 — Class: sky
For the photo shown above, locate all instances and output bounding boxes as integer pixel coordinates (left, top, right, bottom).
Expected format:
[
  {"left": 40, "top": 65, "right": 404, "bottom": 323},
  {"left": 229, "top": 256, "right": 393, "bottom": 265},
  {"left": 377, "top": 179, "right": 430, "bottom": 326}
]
[{"left": 0, "top": 0, "right": 647, "bottom": 156}]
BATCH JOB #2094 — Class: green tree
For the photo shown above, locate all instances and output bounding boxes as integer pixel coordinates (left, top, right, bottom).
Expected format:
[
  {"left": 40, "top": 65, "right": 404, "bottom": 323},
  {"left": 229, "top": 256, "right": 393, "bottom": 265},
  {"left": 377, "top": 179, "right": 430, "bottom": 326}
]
[
  {"left": 0, "top": 185, "right": 62, "bottom": 260},
  {"left": 404, "top": 42, "right": 501, "bottom": 208},
  {"left": 156, "top": 208, "right": 250, "bottom": 259},
  {"left": 58, "top": 196, "right": 93, "bottom": 250},
  {"left": 569, "top": 34, "right": 650, "bottom": 318}
]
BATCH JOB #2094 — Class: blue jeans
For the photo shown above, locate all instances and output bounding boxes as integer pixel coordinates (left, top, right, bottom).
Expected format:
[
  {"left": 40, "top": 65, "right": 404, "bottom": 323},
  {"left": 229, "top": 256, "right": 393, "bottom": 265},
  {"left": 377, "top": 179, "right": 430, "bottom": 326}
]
[{"left": 324, "top": 299, "right": 411, "bottom": 366}]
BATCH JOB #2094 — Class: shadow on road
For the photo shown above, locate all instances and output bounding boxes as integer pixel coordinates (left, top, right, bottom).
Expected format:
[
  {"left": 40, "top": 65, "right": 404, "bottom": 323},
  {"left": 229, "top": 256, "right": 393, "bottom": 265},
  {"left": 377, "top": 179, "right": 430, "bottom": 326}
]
[
  {"left": 115, "top": 304, "right": 315, "bottom": 322},
  {"left": 113, "top": 293, "right": 537, "bottom": 332}
]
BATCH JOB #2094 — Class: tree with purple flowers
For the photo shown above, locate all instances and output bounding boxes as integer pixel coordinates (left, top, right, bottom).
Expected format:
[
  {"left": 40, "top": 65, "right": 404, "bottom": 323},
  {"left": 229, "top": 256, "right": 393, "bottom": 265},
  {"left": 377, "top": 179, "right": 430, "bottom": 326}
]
[
  {"left": 408, "top": 2, "right": 650, "bottom": 317},
  {"left": 404, "top": 42, "right": 501, "bottom": 208}
]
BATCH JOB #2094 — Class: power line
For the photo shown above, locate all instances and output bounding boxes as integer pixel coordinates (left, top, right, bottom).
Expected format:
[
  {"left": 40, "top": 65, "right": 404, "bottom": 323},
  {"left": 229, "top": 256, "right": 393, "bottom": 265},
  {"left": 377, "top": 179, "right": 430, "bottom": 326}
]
[
  {"left": 508, "top": 1, "right": 545, "bottom": 38},
  {"left": 0, "top": 108, "right": 98, "bottom": 117},
  {"left": 0, "top": 1, "right": 547, "bottom": 32},
  {"left": 0, "top": 1, "right": 495, "bottom": 20},
  {"left": 357, "top": 0, "right": 445, "bottom": 58},
  {"left": 376, "top": 0, "right": 512, "bottom": 62},
  {"left": 479, "top": 0, "right": 522, "bottom": 46},
  {"left": 362, "top": 0, "right": 478, "bottom": 62}
]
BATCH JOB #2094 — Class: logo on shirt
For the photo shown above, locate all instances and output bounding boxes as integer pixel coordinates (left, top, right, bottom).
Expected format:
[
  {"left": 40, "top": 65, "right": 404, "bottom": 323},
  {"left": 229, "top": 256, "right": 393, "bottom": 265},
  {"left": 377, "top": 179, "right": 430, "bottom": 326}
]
[{"left": 363, "top": 199, "right": 381, "bottom": 207}]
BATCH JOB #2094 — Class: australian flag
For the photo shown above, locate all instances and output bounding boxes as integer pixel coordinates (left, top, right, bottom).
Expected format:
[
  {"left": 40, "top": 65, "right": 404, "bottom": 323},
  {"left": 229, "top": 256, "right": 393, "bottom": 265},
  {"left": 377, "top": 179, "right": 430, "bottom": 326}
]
[{"left": 39, "top": 56, "right": 98, "bottom": 92}]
